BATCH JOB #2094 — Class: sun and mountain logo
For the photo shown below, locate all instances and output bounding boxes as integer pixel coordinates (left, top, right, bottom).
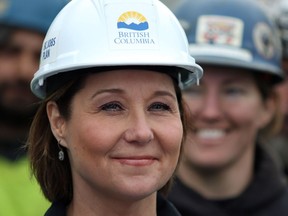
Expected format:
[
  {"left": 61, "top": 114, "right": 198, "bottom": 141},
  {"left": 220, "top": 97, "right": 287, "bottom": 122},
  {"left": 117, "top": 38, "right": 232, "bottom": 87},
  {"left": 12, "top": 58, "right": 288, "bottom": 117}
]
[
  {"left": 117, "top": 11, "right": 149, "bottom": 31},
  {"left": 110, "top": 9, "right": 156, "bottom": 48}
]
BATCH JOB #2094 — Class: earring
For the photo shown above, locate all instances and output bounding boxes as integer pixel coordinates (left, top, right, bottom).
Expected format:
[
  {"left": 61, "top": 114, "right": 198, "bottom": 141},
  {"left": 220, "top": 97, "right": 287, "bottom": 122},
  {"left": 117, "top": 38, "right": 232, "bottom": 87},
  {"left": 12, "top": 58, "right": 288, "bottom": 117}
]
[{"left": 58, "top": 140, "right": 64, "bottom": 161}]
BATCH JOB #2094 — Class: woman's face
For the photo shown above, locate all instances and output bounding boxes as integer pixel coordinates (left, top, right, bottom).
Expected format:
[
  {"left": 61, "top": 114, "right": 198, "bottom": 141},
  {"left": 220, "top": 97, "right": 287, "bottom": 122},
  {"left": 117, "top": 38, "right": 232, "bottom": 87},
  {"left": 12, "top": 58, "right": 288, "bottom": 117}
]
[
  {"left": 49, "top": 69, "right": 183, "bottom": 201},
  {"left": 182, "top": 66, "right": 274, "bottom": 169}
]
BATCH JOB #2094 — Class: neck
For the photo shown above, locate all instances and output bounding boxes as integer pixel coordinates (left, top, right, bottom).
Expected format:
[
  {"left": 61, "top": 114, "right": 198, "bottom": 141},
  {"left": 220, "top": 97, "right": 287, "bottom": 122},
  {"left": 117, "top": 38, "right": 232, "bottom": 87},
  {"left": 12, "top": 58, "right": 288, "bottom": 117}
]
[
  {"left": 67, "top": 184, "right": 157, "bottom": 216},
  {"left": 177, "top": 146, "right": 255, "bottom": 199}
]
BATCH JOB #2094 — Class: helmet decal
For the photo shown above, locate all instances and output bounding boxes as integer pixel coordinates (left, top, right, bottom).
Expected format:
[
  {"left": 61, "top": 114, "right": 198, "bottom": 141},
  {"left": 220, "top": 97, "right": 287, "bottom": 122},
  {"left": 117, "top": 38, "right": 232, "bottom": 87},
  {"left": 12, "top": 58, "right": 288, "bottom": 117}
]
[
  {"left": 107, "top": 4, "right": 158, "bottom": 50},
  {"left": 196, "top": 15, "right": 244, "bottom": 47},
  {"left": 254, "top": 22, "right": 276, "bottom": 59},
  {"left": 190, "top": 15, "right": 252, "bottom": 62},
  {"left": 40, "top": 35, "right": 59, "bottom": 65},
  {"left": 42, "top": 37, "right": 56, "bottom": 59},
  {"left": 117, "top": 11, "right": 148, "bottom": 31}
]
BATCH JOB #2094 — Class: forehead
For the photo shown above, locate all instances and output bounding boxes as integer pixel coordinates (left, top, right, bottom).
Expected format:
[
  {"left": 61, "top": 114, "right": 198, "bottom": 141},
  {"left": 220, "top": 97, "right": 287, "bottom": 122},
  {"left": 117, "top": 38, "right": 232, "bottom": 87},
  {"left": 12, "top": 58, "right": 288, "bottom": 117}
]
[
  {"left": 72, "top": 68, "right": 178, "bottom": 99},
  {"left": 72, "top": 69, "right": 178, "bottom": 103},
  {"left": 201, "top": 65, "right": 254, "bottom": 82},
  {"left": 8, "top": 28, "right": 44, "bottom": 49},
  {"left": 84, "top": 69, "right": 175, "bottom": 86}
]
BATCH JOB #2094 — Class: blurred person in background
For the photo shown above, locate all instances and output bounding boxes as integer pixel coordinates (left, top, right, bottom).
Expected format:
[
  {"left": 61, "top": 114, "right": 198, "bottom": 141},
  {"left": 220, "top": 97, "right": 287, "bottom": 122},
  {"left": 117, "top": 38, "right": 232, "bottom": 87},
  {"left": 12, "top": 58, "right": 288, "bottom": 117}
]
[
  {"left": 0, "top": 0, "right": 68, "bottom": 215},
  {"left": 168, "top": 0, "right": 288, "bottom": 215},
  {"left": 256, "top": 0, "right": 288, "bottom": 180}
]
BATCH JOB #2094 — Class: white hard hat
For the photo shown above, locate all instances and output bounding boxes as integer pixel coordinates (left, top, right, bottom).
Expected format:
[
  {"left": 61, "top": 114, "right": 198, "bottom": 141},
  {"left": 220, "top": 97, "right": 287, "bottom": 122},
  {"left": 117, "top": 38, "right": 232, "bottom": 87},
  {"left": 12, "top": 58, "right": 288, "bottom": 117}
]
[{"left": 31, "top": 0, "right": 203, "bottom": 99}]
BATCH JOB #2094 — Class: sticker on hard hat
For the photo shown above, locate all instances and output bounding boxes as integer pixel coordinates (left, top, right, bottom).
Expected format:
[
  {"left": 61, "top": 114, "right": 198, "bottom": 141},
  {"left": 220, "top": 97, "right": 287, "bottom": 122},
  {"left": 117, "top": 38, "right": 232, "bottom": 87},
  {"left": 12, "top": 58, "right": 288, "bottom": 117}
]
[
  {"left": 42, "top": 37, "right": 56, "bottom": 59},
  {"left": 253, "top": 22, "right": 276, "bottom": 59},
  {"left": 40, "top": 36, "right": 58, "bottom": 64},
  {"left": 196, "top": 15, "right": 244, "bottom": 47},
  {"left": 106, "top": 4, "right": 159, "bottom": 50},
  {"left": 117, "top": 11, "right": 149, "bottom": 31}
]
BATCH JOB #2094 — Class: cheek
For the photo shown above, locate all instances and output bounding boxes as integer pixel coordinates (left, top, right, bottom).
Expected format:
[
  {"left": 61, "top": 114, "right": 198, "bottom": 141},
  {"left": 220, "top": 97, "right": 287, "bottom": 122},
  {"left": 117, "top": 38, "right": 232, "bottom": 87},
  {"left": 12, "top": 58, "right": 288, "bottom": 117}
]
[
  {"left": 228, "top": 99, "right": 267, "bottom": 129},
  {"left": 159, "top": 120, "right": 183, "bottom": 160},
  {"left": 156, "top": 119, "right": 183, "bottom": 182},
  {"left": 0, "top": 59, "right": 16, "bottom": 78},
  {"left": 65, "top": 117, "right": 117, "bottom": 165}
]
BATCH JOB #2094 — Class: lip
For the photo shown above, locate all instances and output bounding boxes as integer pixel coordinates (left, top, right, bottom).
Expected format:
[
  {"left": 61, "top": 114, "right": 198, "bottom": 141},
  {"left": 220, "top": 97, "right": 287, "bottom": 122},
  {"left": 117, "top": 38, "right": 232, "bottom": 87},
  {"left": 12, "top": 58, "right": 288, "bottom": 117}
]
[{"left": 112, "top": 156, "right": 158, "bottom": 166}]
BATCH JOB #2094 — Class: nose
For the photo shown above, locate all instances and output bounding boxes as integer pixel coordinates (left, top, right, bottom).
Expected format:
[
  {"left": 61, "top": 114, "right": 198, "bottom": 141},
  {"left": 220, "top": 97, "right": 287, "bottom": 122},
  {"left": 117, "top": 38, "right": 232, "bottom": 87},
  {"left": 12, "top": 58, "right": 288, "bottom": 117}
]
[
  {"left": 123, "top": 112, "right": 154, "bottom": 145},
  {"left": 199, "top": 91, "right": 223, "bottom": 122}
]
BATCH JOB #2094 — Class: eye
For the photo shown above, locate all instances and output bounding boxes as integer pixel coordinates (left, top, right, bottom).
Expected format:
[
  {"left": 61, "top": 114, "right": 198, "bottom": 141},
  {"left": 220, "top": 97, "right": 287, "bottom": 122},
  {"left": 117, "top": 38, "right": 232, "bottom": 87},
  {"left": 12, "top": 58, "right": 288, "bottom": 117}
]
[
  {"left": 148, "top": 102, "right": 172, "bottom": 112},
  {"left": 224, "top": 87, "right": 246, "bottom": 96},
  {"left": 100, "top": 102, "right": 123, "bottom": 112},
  {"left": 2, "top": 45, "right": 21, "bottom": 57}
]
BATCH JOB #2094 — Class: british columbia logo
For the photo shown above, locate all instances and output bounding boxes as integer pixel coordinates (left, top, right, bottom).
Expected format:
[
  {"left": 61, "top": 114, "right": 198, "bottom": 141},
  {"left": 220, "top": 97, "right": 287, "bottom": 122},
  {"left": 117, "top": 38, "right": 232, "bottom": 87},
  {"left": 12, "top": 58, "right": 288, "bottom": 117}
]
[
  {"left": 117, "top": 11, "right": 148, "bottom": 31},
  {"left": 114, "top": 10, "right": 155, "bottom": 46}
]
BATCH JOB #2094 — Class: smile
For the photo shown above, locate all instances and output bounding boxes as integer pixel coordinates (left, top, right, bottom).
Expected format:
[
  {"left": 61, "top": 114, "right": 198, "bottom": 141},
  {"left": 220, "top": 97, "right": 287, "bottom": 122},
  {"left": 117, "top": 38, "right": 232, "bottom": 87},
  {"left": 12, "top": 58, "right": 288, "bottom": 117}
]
[
  {"left": 112, "top": 156, "right": 157, "bottom": 166},
  {"left": 196, "top": 129, "right": 226, "bottom": 139}
]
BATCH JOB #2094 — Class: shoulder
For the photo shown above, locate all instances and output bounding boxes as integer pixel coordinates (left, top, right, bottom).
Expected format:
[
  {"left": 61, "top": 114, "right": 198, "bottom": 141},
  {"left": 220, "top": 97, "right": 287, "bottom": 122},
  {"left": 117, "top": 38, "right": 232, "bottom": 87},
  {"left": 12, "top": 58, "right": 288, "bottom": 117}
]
[{"left": 257, "top": 187, "right": 288, "bottom": 216}]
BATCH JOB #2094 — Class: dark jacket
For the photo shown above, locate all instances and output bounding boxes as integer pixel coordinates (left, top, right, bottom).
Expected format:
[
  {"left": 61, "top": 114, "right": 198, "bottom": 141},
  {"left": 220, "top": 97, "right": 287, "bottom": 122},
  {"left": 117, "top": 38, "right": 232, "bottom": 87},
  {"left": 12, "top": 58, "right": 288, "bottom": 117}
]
[
  {"left": 45, "top": 193, "right": 181, "bottom": 216},
  {"left": 168, "top": 145, "right": 288, "bottom": 216}
]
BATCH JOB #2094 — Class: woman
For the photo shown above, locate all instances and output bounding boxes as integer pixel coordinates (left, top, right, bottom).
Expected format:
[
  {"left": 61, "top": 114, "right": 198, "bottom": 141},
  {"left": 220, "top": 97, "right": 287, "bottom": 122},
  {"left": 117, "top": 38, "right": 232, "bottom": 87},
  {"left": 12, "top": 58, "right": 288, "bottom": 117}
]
[
  {"left": 168, "top": 0, "right": 288, "bottom": 215},
  {"left": 27, "top": 0, "right": 203, "bottom": 215}
]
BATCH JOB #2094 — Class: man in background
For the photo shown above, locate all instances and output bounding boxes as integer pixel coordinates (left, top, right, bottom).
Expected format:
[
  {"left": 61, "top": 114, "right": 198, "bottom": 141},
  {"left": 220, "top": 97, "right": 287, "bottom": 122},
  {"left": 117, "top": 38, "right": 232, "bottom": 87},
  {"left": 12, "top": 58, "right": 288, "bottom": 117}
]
[{"left": 0, "top": 0, "right": 68, "bottom": 215}]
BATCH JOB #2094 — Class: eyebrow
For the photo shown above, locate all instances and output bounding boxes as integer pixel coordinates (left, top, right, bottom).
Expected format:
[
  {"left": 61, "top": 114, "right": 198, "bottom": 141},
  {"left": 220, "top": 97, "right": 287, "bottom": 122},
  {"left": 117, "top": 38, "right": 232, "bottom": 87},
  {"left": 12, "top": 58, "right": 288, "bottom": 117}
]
[
  {"left": 153, "top": 90, "right": 177, "bottom": 100},
  {"left": 91, "top": 88, "right": 177, "bottom": 100},
  {"left": 90, "top": 88, "right": 124, "bottom": 99}
]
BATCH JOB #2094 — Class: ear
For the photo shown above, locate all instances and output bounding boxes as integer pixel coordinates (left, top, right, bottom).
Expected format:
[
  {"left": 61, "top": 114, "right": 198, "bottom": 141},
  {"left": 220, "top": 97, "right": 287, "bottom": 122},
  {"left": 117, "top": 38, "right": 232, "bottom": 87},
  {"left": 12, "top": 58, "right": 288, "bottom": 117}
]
[
  {"left": 46, "top": 101, "right": 68, "bottom": 148},
  {"left": 258, "top": 96, "right": 276, "bottom": 128}
]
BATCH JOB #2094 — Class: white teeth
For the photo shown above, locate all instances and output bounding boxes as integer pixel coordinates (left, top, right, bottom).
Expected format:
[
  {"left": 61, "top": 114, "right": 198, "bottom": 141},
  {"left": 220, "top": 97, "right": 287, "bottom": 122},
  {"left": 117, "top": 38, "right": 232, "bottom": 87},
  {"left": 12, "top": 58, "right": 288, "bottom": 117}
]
[{"left": 197, "top": 129, "right": 225, "bottom": 139}]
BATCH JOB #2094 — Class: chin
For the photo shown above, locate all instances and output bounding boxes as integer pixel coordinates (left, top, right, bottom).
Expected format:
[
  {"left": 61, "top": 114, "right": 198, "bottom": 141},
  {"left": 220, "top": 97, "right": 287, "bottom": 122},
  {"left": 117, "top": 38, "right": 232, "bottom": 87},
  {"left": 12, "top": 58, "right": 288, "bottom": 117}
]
[
  {"left": 119, "top": 176, "right": 163, "bottom": 195},
  {"left": 116, "top": 186, "right": 158, "bottom": 201},
  {"left": 194, "top": 160, "right": 235, "bottom": 174},
  {"left": 187, "top": 155, "right": 232, "bottom": 173}
]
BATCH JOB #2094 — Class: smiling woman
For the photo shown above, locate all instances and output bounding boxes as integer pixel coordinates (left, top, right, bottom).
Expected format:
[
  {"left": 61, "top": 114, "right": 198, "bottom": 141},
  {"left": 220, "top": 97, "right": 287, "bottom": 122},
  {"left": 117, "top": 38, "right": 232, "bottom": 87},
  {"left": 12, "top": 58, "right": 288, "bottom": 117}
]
[
  {"left": 26, "top": 0, "right": 203, "bottom": 215},
  {"left": 34, "top": 68, "right": 184, "bottom": 215},
  {"left": 168, "top": 0, "right": 288, "bottom": 215}
]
